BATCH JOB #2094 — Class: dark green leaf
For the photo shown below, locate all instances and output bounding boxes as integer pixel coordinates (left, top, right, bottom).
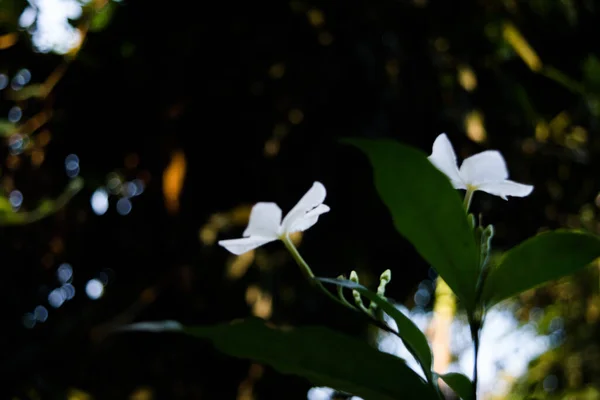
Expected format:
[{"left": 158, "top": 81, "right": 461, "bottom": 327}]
[
  {"left": 482, "top": 230, "right": 600, "bottom": 307},
  {"left": 438, "top": 372, "right": 474, "bottom": 400},
  {"left": 343, "top": 139, "right": 479, "bottom": 312},
  {"left": 186, "top": 317, "right": 437, "bottom": 400},
  {"left": 318, "top": 277, "right": 433, "bottom": 375}
]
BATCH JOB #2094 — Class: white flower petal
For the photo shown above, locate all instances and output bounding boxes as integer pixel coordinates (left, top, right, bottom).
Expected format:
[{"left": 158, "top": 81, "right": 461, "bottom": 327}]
[
  {"left": 281, "top": 181, "right": 327, "bottom": 232},
  {"left": 427, "top": 133, "right": 465, "bottom": 189},
  {"left": 477, "top": 180, "right": 534, "bottom": 200},
  {"left": 288, "top": 204, "right": 330, "bottom": 234},
  {"left": 459, "top": 150, "right": 508, "bottom": 185},
  {"left": 242, "top": 202, "right": 282, "bottom": 238},
  {"left": 218, "top": 236, "right": 277, "bottom": 255}
]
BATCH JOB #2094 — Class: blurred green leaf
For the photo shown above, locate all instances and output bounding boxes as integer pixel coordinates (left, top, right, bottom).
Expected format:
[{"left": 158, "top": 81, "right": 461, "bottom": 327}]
[
  {"left": 90, "top": 2, "right": 116, "bottom": 32},
  {"left": 8, "top": 84, "right": 47, "bottom": 101},
  {"left": 185, "top": 317, "right": 437, "bottom": 400},
  {"left": 0, "top": 196, "right": 12, "bottom": 212},
  {"left": 482, "top": 230, "right": 600, "bottom": 307},
  {"left": 318, "top": 277, "right": 433, "bottom": 376},
  {"left": 583, "top": 55, "right": 600, "bottom": 89},
  {"left": 343, "top": 138, "right": 479, "bottom": 312},
  {"left": 438, "top": 372, "right": 474, "bottom": 400},
  {"left": 0, "top": 119, "right": 17, "bottom": 136}
]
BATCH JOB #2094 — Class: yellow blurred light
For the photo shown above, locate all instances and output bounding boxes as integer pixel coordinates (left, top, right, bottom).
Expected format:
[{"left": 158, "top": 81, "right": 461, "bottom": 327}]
[
  {"left": 227, "top": 251, "right": 255, "bottom": 280},
  {"left": 268, "top": 63, "right": 285, "bottom": 79},
  {"left": 306, "top": 8, "right": 325, "bottom": 27},
  {"left": 457, "top": 64, "right": 477, "bottom": 92},
  {"left": 236, "top": 364, "right": 264, "bottom": 400},
  {"left": 586, "top": 295, "right": 600, "bottom": 323},
  {"left": 580, "top": 204, "right": 595, "bottom": 224},
  {"left": 230, "top": 205, "right": 252, "bottom": 225},
  {"left": 288, "top": 109, "right": 304, "bottom": 124},
  {"left": 264, "top": 138, "right": 280, "bottom": 157},
  {"left": 549, "top": 111, "right": 570, "bottom": 138},
  {"left": 464, "top": 110, "right": 486, "bottom": 143},
  {"left": 199, "top": 227, "right": 217, "bottom": 245},
  {"left": 246, "top": 285, "right": 260, "bottom": 303},
  {"left": 253, "top": 293, "right": 272, "bottom": 319},
  {"left": 67, "top": 388, "right": 92, "bottom": 400},
  {"left": 571, "top": 126, "right": 588, "bottom": 144},
  {"left": 129, "top": 387, "right": 153, "bottom": 400},
  {"left": 535, "top": 121, "right": 549, "bottom": 142},
  {"left": 245, "top": 285, "right": 273, "bottom": 319}
]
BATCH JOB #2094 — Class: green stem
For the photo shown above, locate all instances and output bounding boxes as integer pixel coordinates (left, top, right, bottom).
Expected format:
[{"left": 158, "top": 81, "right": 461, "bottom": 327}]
[
  {"left": 468, "top": 314, "right": 480, "bottom": 400},
  {"left": 281, "top": 235, "right": 355, "bottom": 311},
  {"left": 463, "top": 187, "right": 474, "bottom": 212}
]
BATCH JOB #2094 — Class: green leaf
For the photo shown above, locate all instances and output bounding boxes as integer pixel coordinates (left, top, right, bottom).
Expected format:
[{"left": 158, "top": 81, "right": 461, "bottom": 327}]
[
  {"left": 318, "top": 277, "right": 433, "bottom": 375},
  {"left": 482, "top": 230, "right": 600, "bottom": 307},
  {"left": 438, "top": 372, "right": 474, "bottom": 400},
  {"left": 186, "top": 317, "right": 437, "bottom": 400},
  {"left": 343, "top": 138, "right": 479, "bottom": 312}
]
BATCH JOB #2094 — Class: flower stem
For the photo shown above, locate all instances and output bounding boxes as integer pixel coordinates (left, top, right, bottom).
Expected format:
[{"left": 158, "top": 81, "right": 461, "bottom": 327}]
[
  {"left": 463, "top": 187, "right": 475, "bottom": 212},
  {"left": 282, "top": 235, "right": 315, "bottom": 280},
  {"left": 464, "top": 186, "right": 480, "bottom": 398},
  {"left": 282, "top": 235, "right": 355, "bottom": 311}
]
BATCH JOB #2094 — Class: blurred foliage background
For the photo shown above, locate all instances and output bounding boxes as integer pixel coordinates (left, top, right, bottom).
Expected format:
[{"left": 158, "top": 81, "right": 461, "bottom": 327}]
[{"left": 1, "top": 0, "right": 600, "bottom": 398}]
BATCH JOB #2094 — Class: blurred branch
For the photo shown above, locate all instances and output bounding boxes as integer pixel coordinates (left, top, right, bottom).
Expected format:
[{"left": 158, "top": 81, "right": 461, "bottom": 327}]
[
  {"left": 0, "top": 177, "right": 84, "bottom": 225},
  {"left": 503, "top": 21, "right": 586, "bottom": 95}
]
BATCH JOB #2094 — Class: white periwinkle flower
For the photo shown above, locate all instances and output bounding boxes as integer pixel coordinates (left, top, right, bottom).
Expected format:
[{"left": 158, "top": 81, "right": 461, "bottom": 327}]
[
  {"left": 428, "top": 133, "right": 534, "bottom": 200},
  {"left": 218, "top": 182, "right": 330, "bottom": 255}
]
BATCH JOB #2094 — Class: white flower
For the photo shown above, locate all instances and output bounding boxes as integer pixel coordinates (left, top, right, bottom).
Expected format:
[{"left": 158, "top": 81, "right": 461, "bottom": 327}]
[
  {"left": 427, "top": 133, "right": 534, "bottom": 200},
  {"left": 218, "top": 182, "right": 330, "bottom": 255}
]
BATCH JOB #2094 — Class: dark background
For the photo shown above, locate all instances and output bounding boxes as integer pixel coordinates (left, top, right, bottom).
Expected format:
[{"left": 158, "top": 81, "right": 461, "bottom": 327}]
[{"left": 1, "top": 0, "right": 599, "bottom": 398}]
